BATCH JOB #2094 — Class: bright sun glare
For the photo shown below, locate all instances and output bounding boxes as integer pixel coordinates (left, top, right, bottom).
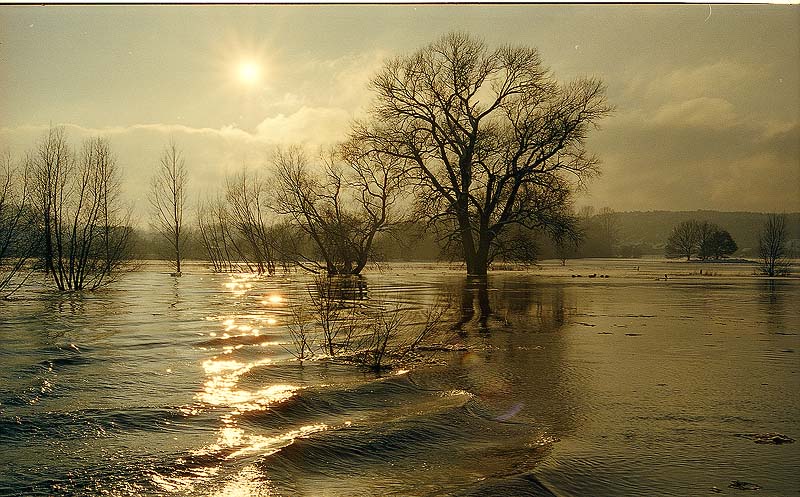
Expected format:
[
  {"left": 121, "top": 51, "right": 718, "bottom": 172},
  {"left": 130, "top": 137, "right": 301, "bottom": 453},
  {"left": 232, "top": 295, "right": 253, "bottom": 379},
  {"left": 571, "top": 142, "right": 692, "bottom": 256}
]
[{"left": 237, "top": 61, "right": 261, "bottom": 85}]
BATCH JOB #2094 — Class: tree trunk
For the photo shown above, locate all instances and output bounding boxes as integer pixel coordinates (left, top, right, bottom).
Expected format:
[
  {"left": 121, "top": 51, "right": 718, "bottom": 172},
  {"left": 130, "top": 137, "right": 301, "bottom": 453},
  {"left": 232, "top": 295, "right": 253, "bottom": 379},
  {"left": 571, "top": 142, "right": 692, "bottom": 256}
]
[
  {"left": 462, "top": 219, "right": 490, "bottom": 276},
  {"left": 352, "top": 254, "right": 367, "bottom": 275},
  {"left": 175, "top": 230, "right": 181, "bottom": 274},
  {"left": 457, "top": 208, "right": 485, "bottom": 276},
  {"left": 470, "top": 246, "right": 489, "bottom": 276}
]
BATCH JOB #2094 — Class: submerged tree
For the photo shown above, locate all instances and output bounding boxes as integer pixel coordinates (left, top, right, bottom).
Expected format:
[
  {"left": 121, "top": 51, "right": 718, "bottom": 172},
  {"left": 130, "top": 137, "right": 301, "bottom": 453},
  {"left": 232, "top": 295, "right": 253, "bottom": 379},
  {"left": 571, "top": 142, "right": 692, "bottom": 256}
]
[
  {"left": 149, "top": 141, "right": 188, "bottom": 275},
  {"left": 0, "top": 152, "right": 37, "bottom": 297},
  {"left": 758, "top": 213, "right": 791, "bottom": 276},
  {"left": 30, "top": 128, "right": 133, "bottom": 290},
  {"left": 197, "top": 194, "right": 240, "bottom": 273},
  {"left": 224, "top": 166, "right": 281, "bottom": 275},
  {"left": 196, "top": 171, "right": 293, "bottom": 275},
  {"left": 351, "top": 32, "right": 611, "bottom": 275},
  {"left": 273, "top": 144, "right": 407, "bottom": 275}
]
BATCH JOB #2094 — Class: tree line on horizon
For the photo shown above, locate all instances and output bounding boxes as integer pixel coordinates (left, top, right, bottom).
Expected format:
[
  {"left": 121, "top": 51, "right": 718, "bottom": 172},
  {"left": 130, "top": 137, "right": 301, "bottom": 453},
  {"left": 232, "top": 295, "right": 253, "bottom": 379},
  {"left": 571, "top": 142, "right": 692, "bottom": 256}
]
[{"left": 661, "top": 216, "right": 792, "bottom": 276}]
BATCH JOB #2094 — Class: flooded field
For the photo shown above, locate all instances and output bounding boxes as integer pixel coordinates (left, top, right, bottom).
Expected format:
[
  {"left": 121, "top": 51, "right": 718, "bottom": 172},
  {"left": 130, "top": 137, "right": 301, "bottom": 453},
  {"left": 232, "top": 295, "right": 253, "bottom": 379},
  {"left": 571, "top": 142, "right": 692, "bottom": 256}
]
[{"left": 1, "top": 260, "right": 798, "bottom": 496}]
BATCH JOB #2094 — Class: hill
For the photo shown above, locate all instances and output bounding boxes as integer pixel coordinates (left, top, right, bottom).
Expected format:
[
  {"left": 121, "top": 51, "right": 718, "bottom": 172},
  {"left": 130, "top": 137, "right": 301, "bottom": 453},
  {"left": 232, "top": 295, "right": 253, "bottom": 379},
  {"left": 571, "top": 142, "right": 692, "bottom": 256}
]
[{"left": 614, "top": 210, "right": 800, "bottom": 256}]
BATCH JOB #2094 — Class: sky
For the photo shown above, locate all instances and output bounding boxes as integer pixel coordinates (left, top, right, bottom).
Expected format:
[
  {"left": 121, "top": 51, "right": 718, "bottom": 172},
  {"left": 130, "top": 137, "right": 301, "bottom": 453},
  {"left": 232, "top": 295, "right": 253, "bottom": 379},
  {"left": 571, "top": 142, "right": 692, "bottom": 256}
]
[{"left": 1, "top": 4, "right": 798, "bottom": 218}]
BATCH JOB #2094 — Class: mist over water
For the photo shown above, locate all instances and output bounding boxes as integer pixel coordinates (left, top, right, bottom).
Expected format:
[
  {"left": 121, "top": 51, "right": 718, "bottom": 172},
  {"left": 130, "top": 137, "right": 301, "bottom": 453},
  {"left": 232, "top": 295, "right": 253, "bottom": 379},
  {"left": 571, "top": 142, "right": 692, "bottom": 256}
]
[{"left": 1, "top": 261, "right": 798, "bottom": 496}]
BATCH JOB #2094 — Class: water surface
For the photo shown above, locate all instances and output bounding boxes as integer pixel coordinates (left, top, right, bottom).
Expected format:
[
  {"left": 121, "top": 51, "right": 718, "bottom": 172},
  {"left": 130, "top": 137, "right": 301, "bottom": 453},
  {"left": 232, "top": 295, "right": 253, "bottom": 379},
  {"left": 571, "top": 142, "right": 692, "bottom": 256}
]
[{"left": 1, "top": 260, "right": 797, "bottom": 496}]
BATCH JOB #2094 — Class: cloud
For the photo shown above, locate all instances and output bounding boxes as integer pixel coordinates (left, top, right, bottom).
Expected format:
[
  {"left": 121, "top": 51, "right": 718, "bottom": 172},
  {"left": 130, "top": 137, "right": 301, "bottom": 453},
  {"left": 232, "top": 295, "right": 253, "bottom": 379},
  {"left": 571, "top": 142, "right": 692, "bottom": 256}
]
[
  {"left": 4, "top": 53, "right": 796, "bottom": 218},
  {"left": 578, "top": 56, "right": 800, "bottom": 213},
  {"left": 586, "top": 112, "right": 799, "bottom": 211},
  {"left": 254, "top": 106, "right": 353, "bottom": 147},
  {"left": 0, "top": 102, "right": 359, "bottom": 225},
  {"left": 0, "top": 47, "right": 388, "bottom": 225},
  {"left": 261, "top": 49, "right": 387, "bottom": 118},
  {"left": 634, "top": 60, "right": 761, "bottom": 103},
  {"left": 649, "top": 97, "right": 739, "bottom": 129}
]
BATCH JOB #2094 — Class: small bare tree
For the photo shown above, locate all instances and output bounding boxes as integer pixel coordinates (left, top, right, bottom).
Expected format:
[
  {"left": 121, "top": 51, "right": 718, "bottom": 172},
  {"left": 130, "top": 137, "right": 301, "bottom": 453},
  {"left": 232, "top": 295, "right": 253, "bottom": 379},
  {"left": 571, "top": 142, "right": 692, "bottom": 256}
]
[
  {"left": 0, "top": 152, "right": 37, "bottom": 297},
  {"left": 197, "top": 194, "right": 239, "bottom": 272},
  {"left": 553, "top": 222, "right": 581, "bottom": 266},
  {"left": 273, "top": 145, "right": 407, "bottom": 275},
  {"left": 758, "top": 213, "right": 791, "bottom": 276},
  {"left": 30, "top": 129, "right": 133, "bottom": 291},
  {"left": 224, "top": 167, "right": 279, "bottom": 275},
  {"left": 665, "top": 220, "right": 700, "bottom": 260},
  {"left": 149, "top": 141, "right": 187, "bottom": 275}
]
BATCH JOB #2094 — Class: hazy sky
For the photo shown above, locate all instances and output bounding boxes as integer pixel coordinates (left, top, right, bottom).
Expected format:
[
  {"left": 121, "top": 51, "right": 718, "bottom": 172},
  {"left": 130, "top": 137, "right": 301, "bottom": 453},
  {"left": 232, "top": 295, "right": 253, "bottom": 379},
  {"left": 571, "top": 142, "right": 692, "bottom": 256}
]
[{"left": 1, "top": 4, "right": 798, "bottom": 215}]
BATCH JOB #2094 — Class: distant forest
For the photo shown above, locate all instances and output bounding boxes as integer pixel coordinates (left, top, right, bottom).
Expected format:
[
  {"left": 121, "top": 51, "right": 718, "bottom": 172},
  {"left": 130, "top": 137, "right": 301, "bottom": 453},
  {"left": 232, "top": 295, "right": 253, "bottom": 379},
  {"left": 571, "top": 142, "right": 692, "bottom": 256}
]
[
  {"left": 133, "top": 210, "right": 800, "bottom": 263},
  {"left": 611, "top": 210, "right": 800, "bottom": 258}
]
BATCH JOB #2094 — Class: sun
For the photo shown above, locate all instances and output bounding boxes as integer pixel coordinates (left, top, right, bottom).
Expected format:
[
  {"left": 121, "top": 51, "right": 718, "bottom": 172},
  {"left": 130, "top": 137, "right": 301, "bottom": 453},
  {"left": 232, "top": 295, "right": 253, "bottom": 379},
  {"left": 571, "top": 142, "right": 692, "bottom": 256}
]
[{"left": 237, "top": 61, "right": 261, "bottom": 85}]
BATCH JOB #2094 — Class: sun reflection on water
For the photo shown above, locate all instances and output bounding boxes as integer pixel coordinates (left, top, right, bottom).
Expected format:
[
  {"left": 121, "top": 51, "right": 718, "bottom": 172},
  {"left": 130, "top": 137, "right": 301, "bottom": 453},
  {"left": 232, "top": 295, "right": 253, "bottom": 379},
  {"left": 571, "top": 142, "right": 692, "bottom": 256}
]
[
  {"left": 223, "top": 274, "right": 258, "bottom": 297},
  {"left": 262, "top": 294, "right": 284, "bottom": 305},
  {"left": 200, "top": 423, "right": 329, "bottom": 459},
  {"left": 198, "top": 358, "right": 297, "bottom": 412},
  {"left": 210, "top": 465, "right": 278, "bottom": 497},
  {"left": 155, "top": 280, "right": 307, "bottom": 494}
]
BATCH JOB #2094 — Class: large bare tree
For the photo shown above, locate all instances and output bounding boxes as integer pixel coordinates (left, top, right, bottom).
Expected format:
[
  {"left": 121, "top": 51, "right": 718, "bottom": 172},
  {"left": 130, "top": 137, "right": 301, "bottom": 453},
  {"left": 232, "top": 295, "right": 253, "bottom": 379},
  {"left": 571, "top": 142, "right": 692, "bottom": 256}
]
[
  {"left": 351, "top": 32, "right": 611, "bottom": 275},
  {"left": 273, "top": 144, "right": 407, "bottom": 275},
  {"left": 30, "top": 128, "right": 133, "bottom": 290},
  {"left": 149, "top": 141, "right": 188, "bottom": 275}
]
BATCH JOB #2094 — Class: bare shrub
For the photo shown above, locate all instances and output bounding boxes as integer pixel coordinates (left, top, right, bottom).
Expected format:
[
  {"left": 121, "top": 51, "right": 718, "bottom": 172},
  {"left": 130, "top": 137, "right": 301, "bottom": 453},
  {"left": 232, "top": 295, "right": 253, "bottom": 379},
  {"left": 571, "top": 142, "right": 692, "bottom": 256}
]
[
  {"left": 406, "top": 293, "right": 454, "bottom": 352},
  {"left": 307, "top": 275, "right": 349, "bottom": 356},
  {"left": 356, "top": 303, "right": 405, "bottom": 371},
  {"left": 284, "top": 279, "right": 455, "bottom": 371},
  {"left": 283, "top": 302, "right": 316, "bottom": 362}
]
